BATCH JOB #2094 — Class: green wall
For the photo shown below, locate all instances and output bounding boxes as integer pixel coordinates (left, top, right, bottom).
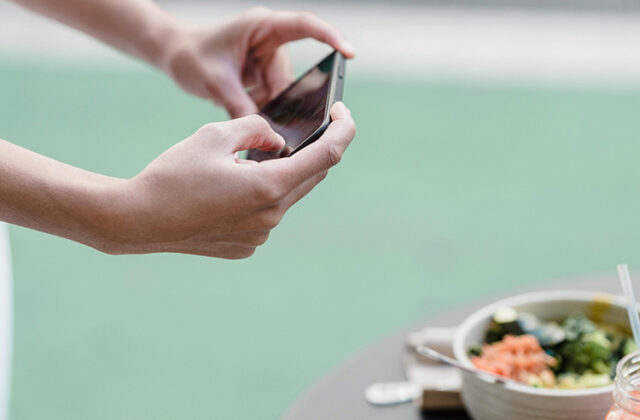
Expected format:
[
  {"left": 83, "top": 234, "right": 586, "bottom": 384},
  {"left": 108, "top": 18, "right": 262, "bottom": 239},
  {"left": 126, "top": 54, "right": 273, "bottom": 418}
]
[{"left": 2, "top": 61, "right": 640, "bottom": 419}]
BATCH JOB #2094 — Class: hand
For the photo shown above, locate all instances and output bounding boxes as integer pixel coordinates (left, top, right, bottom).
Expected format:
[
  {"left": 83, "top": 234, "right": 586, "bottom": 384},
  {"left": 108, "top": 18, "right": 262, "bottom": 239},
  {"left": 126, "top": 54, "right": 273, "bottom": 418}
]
[
  {"left": 161, "top": 7, "right": 355, "bottom": 118},
  {"left": 100, "top": 102, "right": 355, "bottom": 258}
]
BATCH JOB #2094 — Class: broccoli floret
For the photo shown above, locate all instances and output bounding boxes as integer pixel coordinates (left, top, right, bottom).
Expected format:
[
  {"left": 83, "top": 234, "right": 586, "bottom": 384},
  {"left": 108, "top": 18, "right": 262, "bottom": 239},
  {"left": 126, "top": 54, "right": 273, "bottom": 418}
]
[
  {"left": 584, "top": 331, "right": 612, "bottom": 349},
  {"left": 591, "top": 359, "right": 611, "bottom": 375},
  {"left": 558, "top": 339, "right": 612, "bottom": 374},
  {"left": 556, "top": 315, "right": 611, "bottom": 374},
  {"left": 622, "top": 338, "right": 637, "bottom": 356},
  {"left": 562, "top": 314, "right": 597, "bottom": 341}
]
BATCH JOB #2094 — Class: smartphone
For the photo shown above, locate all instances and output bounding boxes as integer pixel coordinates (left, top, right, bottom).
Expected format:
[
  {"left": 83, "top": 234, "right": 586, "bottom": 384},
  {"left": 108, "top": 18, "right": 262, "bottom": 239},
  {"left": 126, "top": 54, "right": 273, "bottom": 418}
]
[{"left": 246, "top": 51, "right": 346, "bottom": 162}]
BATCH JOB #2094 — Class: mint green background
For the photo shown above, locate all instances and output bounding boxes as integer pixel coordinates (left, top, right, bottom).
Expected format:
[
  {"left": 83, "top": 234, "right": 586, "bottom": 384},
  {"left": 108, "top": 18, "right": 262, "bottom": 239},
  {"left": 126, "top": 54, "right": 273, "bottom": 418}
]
[{"left": 2, "top": 60, "right": 640, "bottom": 419}]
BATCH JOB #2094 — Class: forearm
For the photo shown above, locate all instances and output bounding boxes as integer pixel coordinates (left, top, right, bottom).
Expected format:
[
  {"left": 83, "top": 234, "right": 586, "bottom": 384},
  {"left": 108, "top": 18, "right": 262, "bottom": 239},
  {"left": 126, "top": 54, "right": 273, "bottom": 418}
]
[
  {"left": 0, "top": 139, "right": 128, "bottom": 252},
  {"left": 9, "top": 0, "right": 183, "bottom": 68}
]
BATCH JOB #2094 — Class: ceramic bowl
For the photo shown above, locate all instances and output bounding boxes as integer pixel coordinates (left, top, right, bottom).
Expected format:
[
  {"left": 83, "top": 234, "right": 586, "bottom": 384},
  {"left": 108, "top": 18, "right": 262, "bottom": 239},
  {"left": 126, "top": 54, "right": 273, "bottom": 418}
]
[{"left": 452, "top": 290, "right": 628, "bottom": 420}]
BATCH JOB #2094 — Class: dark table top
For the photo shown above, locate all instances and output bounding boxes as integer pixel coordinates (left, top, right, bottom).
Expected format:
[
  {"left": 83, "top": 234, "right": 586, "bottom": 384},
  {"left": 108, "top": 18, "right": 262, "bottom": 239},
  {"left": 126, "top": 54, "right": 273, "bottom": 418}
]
[{"left": 282, "top": 274, "right": 619, "bottom": 420}]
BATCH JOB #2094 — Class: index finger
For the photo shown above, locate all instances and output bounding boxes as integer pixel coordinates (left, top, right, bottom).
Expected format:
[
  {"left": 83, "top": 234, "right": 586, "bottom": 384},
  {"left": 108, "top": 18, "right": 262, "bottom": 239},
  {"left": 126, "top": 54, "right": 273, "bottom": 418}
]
[
  {"left": 260, "top": 102, "right": 356, "bottom": 191},
  {"left": 252, "top": 11, "right": 355, "bottom": 59}
]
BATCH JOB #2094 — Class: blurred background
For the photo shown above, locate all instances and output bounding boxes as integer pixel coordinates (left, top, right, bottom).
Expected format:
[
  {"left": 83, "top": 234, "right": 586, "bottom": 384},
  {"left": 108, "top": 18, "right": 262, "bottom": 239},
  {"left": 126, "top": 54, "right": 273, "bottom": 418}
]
[{"left": 2, "top": 0, "right": 640, "bottom": 419}]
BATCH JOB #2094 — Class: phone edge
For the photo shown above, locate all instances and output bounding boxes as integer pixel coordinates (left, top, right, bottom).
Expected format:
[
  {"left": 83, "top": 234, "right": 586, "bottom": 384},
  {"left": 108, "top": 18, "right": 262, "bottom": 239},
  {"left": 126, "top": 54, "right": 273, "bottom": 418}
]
[{"left": 288, "top": 51, "right": 346, "bottom": 157}]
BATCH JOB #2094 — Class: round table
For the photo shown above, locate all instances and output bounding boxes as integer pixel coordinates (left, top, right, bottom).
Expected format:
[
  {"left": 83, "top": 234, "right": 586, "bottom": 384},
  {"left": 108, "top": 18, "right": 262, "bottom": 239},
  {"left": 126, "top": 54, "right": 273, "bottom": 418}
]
[{"left": 283, "top": 274, "right": 618, "bottom": 420}]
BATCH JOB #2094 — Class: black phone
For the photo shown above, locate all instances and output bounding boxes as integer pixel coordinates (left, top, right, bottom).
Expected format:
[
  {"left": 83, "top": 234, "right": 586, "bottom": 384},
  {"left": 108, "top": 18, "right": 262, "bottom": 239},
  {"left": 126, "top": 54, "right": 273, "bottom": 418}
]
[{"left": 246, "top": 51, "right": 346, "bottom": 162}]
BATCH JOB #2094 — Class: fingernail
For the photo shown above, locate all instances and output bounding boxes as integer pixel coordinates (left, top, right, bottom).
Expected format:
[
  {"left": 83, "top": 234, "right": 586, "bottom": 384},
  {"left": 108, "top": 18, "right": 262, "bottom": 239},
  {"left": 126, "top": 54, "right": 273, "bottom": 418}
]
[{"left": 341, "top": 40, "right": 355, "bottom": 57}]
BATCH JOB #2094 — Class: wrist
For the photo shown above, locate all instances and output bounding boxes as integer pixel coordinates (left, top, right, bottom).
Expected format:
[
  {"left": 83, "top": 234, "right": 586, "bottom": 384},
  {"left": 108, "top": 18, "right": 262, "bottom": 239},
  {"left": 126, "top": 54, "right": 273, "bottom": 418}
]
[
  {"left": 153, "top": 18, "right": 193, "bottom": 75},
  {"left": 85, "top": 177, "right": 145, "bottom": 255},
  {"left": 138, "top": 11, "right": 189, "bottom": 70},
  {"left": 0, "top": 140, "right": 145, "bottom": 255},
  {"left": 55, "top": 173, "right": 130, "bottom": 255}
]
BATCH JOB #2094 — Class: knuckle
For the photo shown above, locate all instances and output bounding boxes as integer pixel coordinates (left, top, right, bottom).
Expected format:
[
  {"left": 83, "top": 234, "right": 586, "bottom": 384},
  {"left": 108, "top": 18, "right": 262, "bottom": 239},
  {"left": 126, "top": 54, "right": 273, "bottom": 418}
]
[
  {"left": 296, "top": 11, "right": 316, "bottom": 26},
  {"left": 257, "top": 185, "right": 280, "bottom": 204},
  {"left": 334, "top": 118, "right": 356, "bottom": 140},
  {"left": 327, "top": 144, "right": 343, "bottom": 167},
  {"left": 248, "top": 231, "right": 270, "bottom": 247},
  {"left": 244, "top": 6, "right": 272, "bottom": 18},
  {"left": 259, "top": 209, "right": 283, "bottom": 230},
  {"left": 254, "top": 178, "right": 285, "bottom": 204},
  {"left": 197, "top": 122, "right": 220, "bottom": 137},
  {"left": 245, "top": 114, "right": 270, "bottom": 130},
  {"left": 240, "top": 247, "right": 257, "bottom": 258}
]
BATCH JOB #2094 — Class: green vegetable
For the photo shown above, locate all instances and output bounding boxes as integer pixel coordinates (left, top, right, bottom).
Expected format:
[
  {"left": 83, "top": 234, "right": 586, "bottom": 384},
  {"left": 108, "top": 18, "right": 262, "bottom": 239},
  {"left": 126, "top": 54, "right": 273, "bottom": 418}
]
[
  {"left": 477, "top": 308, "right": 633, "bottom": 389},
  {"left": 557, "top": 337, "right": 611, "bottom": 374},
  {"left": 557, "top": 372, "right": 611, "bottom": 389},
  {"left": 577, "top": 372, "right": 612, "bottom": 388},
  {"left": 562, "top": 314, "right": 597, "bottom": 341},
  {"left": 583, "top": 331, "right": 611, "bottom": 349},
  {"left": 622, "top": 338, "right": 637, "bottom": 356},
  {"left": 485, "top": 306, "right": 523, "bottom": 343},
  {"left": 468, "top": 345, "right": 482, "bottom": 357},
  {"left": 591, "top": 359, "right": 610, "bottom": 375}
]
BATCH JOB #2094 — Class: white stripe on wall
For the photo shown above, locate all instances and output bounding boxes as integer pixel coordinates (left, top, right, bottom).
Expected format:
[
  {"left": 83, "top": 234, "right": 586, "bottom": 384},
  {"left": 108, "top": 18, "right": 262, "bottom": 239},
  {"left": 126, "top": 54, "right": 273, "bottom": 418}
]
[
  {"left": 2, "top": 2, "right": 640, "bottom": 86},
  {"left": 0, "top": 223, "right": 12, "bottom": 420}
]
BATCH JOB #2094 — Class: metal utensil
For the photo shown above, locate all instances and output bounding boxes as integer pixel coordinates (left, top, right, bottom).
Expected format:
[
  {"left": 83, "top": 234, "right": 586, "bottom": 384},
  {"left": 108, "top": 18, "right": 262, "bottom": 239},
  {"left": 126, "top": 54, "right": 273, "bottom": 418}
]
[
  {"left": 365, "top": 344, "right": 519, "bottom": 407},
  {"left": 416, "top": 345, "right": 519, "bottom": 386}
]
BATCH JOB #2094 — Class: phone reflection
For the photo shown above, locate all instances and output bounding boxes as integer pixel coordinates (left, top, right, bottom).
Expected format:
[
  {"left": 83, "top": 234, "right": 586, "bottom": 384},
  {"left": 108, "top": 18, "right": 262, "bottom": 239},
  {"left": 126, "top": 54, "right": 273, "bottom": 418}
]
[{"left": 247, "top": 53, "right": 334, "bottom": 161}]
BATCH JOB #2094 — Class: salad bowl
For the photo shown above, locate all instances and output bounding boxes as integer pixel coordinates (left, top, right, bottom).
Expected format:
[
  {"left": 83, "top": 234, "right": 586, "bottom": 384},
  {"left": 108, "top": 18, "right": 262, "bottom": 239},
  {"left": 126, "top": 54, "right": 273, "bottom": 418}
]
[{"left": 452, "top": 290, "right": 630, "bottom": 420}]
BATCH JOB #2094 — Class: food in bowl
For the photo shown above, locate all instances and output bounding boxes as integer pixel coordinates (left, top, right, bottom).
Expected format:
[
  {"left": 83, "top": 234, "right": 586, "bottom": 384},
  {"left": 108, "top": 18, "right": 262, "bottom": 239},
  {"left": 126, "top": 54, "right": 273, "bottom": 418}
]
[
  {"left": 453, "top": 290, "right": 633, "bottom": 420},
  {"left": 469, "top": 307, "right": 635, "bottom": 389}
]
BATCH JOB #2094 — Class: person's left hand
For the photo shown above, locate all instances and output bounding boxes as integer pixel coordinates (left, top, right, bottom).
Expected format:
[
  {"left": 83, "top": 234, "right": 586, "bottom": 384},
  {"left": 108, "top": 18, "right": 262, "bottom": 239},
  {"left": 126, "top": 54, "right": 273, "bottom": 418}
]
[{"left": 161, "top": 7, "right": 355, "bottom": 118}]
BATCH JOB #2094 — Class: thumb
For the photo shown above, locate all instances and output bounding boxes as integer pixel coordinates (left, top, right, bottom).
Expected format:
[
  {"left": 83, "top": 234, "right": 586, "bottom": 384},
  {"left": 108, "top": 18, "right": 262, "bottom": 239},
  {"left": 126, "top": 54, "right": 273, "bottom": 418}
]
[
  {"left": 261, "top": 102, "right": 355, "bottom": 189},
  {"left": 207, "top": 76, "right": 258, "bottom": 118},
  {"left": 226, "top": 115, "right": 285, "bottom": 153}
]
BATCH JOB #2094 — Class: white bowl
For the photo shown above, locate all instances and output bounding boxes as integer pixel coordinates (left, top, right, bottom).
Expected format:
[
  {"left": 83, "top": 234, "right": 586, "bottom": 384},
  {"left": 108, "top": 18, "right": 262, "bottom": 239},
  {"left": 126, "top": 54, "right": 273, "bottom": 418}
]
[{"left": 452, "top": 290, "right": 628, "bottom": 420}]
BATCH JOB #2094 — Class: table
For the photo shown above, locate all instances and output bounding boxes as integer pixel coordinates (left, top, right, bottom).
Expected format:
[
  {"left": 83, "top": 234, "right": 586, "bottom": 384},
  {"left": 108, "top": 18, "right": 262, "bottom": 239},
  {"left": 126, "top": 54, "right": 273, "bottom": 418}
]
[{"left": 282, "top": 274, "right": 619, "bottom": 420}]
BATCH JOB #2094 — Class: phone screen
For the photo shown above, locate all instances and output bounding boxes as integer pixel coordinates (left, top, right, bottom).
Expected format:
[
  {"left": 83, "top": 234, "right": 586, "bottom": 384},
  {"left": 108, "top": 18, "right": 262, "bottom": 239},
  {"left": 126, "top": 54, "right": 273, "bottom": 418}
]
[{"left": 248, "top": 53, "right": 336, "bottom": 161}]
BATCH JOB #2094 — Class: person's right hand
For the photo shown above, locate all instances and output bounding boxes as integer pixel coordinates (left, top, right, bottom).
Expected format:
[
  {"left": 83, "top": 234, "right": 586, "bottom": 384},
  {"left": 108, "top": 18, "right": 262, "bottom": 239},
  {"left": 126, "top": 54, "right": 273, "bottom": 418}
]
[
  {"left": 161, "top": 7, "right": 355, "bottom": 118},
  {"left": 98, "top": 102, "right": 355, "bottom": 258}
]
